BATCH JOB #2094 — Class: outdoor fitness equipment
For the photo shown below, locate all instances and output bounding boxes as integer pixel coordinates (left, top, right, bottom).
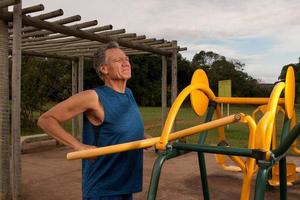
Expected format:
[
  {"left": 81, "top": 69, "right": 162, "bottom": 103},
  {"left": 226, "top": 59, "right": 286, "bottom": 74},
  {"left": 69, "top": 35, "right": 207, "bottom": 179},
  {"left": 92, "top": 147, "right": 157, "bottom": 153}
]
[{"left": 67, "top": 67, "right": 299, "bottom": 200}]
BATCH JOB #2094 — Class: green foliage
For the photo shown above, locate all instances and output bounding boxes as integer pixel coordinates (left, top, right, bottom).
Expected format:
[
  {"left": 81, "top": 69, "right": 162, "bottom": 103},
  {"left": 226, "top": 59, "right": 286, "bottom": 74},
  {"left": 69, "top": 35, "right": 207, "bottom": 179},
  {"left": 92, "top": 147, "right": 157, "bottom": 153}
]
[
  {"left": 128, "top": 55, "right": 162, "bottom": 106},
  {"left": 21, "top": 56, "right": 71, "bottom": 127},
  {"left": 191, "top": 51, "right": 268, "bottom": 97}
]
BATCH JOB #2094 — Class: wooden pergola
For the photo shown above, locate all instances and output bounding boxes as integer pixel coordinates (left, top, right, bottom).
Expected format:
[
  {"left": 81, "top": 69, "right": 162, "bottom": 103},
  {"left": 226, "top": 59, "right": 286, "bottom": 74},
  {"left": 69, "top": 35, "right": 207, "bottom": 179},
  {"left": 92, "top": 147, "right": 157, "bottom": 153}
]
[{"left": 0, "top": 0, "right": 186, "bottom": 199}]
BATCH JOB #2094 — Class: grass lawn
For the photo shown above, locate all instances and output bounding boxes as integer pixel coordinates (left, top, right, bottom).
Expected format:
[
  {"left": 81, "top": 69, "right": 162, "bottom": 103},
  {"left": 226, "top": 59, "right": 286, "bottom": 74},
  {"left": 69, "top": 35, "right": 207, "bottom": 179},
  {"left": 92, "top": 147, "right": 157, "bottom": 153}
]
[{"left": 23, "top": 104, "right": 300, "bottom": 149}]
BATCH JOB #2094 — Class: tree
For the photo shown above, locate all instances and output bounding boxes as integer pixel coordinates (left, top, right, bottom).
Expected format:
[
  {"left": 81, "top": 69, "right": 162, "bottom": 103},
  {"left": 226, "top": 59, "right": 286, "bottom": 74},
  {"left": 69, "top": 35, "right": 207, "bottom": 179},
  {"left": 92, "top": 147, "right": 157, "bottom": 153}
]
[
  {"left": 191, "top": 51, "right": 267, "bottom": 97},
  {"left": 21, "top": 56, "right": 72, "bottom": 127},
  {"left": 278, "top": 63, "right": 300, "bottom": 103}
]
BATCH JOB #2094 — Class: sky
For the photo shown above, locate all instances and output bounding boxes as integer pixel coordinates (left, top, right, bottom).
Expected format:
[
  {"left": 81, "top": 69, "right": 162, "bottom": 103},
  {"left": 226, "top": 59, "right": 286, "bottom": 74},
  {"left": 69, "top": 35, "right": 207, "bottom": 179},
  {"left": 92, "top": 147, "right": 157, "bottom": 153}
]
[{"left": 22, "top": 0, "right": 300, "bottom": 83}]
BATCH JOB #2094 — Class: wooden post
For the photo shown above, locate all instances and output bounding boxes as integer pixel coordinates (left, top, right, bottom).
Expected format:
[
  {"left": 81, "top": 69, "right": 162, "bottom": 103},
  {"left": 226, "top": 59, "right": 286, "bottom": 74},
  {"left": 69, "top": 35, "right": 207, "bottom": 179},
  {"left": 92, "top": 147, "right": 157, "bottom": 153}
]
[
  {"left": 11, "top": 2, "right": 22, "bottom": 199},
  {"left": 161, "top": 56, "right": 167, "bottom": 129},
  {"left": 171, "top": 41, "right": 178, "bottom": 132},
  {"left": 171, "top": 41, "right": 178, "bottom": 103},
  {"left": 0, "top": 7, "right": 11, "bottom": 200},
  {"left": 71, "top": 60, "right": 78, "bottom": 138},
  {"left": 78, "top": 56, "right": 84, "bottom": 140}
]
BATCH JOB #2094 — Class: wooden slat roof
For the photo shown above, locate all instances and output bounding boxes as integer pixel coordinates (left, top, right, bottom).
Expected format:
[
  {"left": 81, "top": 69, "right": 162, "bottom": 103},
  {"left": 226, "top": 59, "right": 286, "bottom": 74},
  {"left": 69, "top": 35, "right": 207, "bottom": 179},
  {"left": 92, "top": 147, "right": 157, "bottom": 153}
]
[{"left": 0, "top": 2, "right": 187, "bottom": 60}]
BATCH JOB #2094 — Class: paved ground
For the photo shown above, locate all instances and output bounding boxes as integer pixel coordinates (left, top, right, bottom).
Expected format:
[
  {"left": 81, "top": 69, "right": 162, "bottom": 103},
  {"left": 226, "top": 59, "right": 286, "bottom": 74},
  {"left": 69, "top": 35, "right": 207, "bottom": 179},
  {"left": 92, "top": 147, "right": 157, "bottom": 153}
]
[{"left": 22, "top": 140, "right": 300, "bottom": 200}]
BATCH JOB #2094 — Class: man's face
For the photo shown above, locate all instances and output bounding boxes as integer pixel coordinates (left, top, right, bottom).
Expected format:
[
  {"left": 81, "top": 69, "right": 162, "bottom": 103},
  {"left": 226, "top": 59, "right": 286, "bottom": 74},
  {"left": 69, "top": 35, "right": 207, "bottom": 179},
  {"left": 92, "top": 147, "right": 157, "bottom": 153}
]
[{"left": 100, "top": 48, "right": 131, "bottom": 81}]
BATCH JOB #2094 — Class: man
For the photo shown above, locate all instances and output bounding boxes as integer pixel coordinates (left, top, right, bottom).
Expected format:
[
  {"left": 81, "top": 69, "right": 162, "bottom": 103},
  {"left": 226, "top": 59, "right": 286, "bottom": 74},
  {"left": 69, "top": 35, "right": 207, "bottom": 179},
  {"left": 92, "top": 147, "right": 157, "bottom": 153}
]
[{"left": 38, "top": 41, "right": 144, "bottom": 200}]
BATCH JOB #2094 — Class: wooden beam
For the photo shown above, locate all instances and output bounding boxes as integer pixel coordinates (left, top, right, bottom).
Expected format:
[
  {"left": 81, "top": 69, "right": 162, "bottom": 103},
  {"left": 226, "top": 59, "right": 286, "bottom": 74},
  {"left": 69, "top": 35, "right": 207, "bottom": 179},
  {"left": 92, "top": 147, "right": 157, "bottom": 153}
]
[
  {"left": 10, "top": 15, "right": 81, "bottom": 34},
  {"left": 171, "top": 40, "right": 178, "bottom": 132},
  {"left": 21, "top": 20, "right": 98, "bottom": 39},
  {"left": 31, "top": 9, "right": 63, "bottom": 20},
  {"left": 26, "top": 37, "right": 164, "bottom": 53},
  {"left": 0, "top": 0, "right": 20, "bottom": 8},
  {"left": 0, "top": 8, "right": 12, "bottom": 200},
  {"left": 19, "top": 15, "right": 171, "bottom": 55},
  {"left": 22, "top": 50, "right": 76, "bottom": 60},
  {"left": 24, "top": 35, "right": 146, "bottom": 53},
  {"left": 161, "top": 56, "right": 167, "bottom": 128},
  {"left": 11, "top": 2, "right": 22, "bottom": 199},
  {"left": 20, "top": 25, "right": 112, "bottom": 44},
  {"left": 171, "top": 40, "right": 178, "bottom": 103},
  {"left": 22, "top": 29, "right": 126, "bottom": 50},
  {"left": 78, "top": 56, "right": 84, "bottom": 140},
  {"left": 71, "top": 60, "right": 79, "bottom": 138},
  {"left": 21, "top": 4, "right": 44, "bottom": 15}
]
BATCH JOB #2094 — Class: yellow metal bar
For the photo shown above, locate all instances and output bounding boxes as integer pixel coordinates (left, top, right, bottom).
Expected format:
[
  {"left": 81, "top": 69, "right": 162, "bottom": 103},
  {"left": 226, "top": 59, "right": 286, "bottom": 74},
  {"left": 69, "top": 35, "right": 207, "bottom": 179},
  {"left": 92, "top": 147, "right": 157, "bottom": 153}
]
[
  {"left": 215, "top": 97, "right": 285, "bottom": 105},
  {"left": 267, "top": 82, "right": 285, "bottom": 114},
  {"left": 67, "top": 137, "right": 160, "bottom": 160},
  {"left": 228, "top": 156, "right": 246, "bottom": 173},
  {"left": 67, "top": 114, "right": 241, "bottom": 160},
  {"left": 284, "top": 67, "right": 295, "bottom": 119},
  {"left": 156, "top": 83, "right": 216, "bottom": 150},
  {"left": 239, "top": 115, "right": 257, "bottom": 149},
  {"left": 168, "top": 114, "right": 241, "bottom": 140}
]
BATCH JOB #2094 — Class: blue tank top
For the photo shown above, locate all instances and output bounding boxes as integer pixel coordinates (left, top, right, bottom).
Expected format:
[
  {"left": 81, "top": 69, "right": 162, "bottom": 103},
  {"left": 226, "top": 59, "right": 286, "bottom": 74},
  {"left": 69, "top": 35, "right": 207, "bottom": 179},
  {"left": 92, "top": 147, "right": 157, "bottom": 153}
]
[{"left": 82, "top": 86, "right": 144, "bottom": 198}]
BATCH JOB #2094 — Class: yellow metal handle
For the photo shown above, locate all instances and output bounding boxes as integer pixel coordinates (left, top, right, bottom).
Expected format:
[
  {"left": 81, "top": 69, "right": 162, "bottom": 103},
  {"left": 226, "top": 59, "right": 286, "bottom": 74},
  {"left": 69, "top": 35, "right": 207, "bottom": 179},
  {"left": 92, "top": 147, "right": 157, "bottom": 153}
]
[{"left": 67, "top": 114, "right": 241, "bottom": 160}]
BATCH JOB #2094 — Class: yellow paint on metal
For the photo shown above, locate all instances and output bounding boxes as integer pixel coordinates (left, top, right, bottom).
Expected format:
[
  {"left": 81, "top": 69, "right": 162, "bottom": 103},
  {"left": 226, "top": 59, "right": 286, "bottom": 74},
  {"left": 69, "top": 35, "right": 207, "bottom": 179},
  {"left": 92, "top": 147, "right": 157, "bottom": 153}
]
[
  {"left": 267, "top": 82, "right": 285, "bottom": 114},
  {"left": 67, "top": 114, "right": 241, "bottom": 160},
  {"left": 156, "top": 83, "right": 216, "bottom": 150},
  {"left": 190, "top": 69, "right": 210, "bottom": 117},
  {"left": 239, "top": 115, "right": 257, "bottom": 149},
  {"left": 228, "top": 156, "right": 246, "bottom": 173},
  {"left": 252, "top": 105, "right": 285, "bottom": 150},
  {"left": 215, "top": 97, "right": 285, "bottom": 105},
  {"left": 214, "top": 113, "right": 256, "bottom": 174},
  {"left": 255, "top": 112, "right": 274, "bottom": 150},
  {"left": 268, "top": 163, "right": 296, "bottom": 186},
  {"left": 285, "top": 66, "right": 295, "bottom": 119}
]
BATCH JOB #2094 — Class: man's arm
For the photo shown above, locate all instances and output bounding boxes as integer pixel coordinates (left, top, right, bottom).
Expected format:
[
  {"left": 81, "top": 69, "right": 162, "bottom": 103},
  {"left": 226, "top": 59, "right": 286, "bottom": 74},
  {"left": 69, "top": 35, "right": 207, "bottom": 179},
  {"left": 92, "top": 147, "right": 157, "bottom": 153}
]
[{"left": 37, "top": 90, "right": 103, "bottom": 151}]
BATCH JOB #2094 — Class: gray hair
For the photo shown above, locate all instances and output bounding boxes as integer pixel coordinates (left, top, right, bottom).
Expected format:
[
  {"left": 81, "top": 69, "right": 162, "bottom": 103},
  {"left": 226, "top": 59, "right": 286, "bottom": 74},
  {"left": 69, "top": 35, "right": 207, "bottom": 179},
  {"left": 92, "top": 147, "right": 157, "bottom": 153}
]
[{"left": 93, "top": 41, "right": 120, "bottom": 78}]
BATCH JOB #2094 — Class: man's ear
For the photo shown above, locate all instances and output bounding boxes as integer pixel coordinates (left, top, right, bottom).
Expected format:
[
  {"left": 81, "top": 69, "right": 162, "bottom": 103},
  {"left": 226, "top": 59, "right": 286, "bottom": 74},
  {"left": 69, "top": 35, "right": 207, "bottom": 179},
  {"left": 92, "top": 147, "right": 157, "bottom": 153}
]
[{"left": 99, "top": 65, "right": 108, "bottom": 75}]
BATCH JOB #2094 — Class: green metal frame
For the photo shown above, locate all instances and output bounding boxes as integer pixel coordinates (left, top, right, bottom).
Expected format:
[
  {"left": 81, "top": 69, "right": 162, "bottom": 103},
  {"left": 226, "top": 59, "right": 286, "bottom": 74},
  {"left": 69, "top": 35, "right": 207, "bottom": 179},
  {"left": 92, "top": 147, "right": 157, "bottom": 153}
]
[{"left": 147, "top": 103, "right": 300, "bottom": 200}]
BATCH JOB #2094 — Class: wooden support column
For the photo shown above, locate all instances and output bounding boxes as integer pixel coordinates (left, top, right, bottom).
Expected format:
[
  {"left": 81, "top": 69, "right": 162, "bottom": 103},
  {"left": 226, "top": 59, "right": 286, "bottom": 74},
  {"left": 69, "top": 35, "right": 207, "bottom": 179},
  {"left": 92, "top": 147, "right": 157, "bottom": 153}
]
[
  {"left": 171, "top": 40, "right": 178, "bottom": 103},
  {"left": 171, "top": 41, "right": 178, "bottom": 131},
  {"left": 78, "top": 56, "right": 84, "bottom": 140},
  {"left": 161, "top": 56, "right": 167, "bottom": 129},
  {"left": 11, "top": 2, "right": 22, "bottom": 199},
  {"left": 0, "top": 7, "right": 11, "bottom": 200},
  {"left": 71, "top": 60, "right": 79, "bottom": 138}
]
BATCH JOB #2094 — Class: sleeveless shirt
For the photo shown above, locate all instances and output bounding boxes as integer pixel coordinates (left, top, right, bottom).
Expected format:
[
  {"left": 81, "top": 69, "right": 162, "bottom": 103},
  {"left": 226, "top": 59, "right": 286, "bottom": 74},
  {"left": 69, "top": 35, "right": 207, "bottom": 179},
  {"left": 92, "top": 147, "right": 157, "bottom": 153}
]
[{"left": 82, "top": 86, "right": 144, "bottom": 198}]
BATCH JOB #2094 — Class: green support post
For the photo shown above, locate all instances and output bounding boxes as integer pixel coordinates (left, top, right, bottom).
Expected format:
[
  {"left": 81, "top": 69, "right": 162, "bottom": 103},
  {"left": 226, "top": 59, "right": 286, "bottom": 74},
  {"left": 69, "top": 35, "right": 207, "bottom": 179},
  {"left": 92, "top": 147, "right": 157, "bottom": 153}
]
[
  {"left": 254, "top": 167, "right": 271, "bottom": 200},
  {"left": 279, "top": 157, "right": 287, "bottom": 200},
  {"left": 147, "top": 150, "right": 188, "bottom": 200},
  {"left": 197, "top": 103, "right": 216, "bottom": 200},
  {"left": 278, "top": 117, "right": 290, "bottom": 200}
]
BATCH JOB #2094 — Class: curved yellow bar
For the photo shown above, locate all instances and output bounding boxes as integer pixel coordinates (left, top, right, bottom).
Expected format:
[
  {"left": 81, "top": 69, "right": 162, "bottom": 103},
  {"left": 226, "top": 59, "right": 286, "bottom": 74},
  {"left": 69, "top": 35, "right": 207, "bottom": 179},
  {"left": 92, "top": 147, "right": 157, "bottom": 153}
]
[
  {"left": 215, "top": 97, "right": 285, "bottom": 105},
  {"left": 67, "top": 114, "right": 241, "bottom": 160},
  {"left": 285, "top": 66, "right": 295, "bottom": 119},
  {"left": 255, "top": 112, "right": 274, "bottom": 150},
  {"left": 252, "top": 105, "right": 285, "bottom": 150},
  {"left": 267, "top": 82, "right": 285, "bottom": 114},
  {"left": 156, "top": 83, "right": 216, "bottom": 150}
]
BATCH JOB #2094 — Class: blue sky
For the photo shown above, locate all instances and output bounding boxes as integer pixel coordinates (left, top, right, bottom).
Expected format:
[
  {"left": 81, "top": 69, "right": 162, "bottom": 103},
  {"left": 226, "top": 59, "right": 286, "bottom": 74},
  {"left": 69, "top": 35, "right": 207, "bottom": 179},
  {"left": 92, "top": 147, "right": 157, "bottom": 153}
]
[{"left": 23, "top": 0, "right": 300, "bottom": 83}]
